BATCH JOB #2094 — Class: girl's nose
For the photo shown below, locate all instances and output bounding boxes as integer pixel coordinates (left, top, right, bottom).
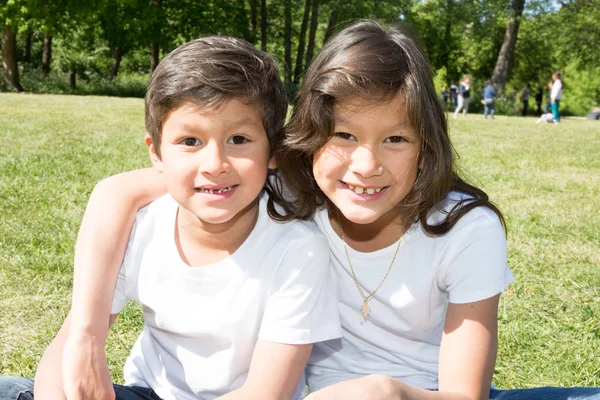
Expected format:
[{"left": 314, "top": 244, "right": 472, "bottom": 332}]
[{"left": 348, "top": 145, "right": 384, "bottom": 178}]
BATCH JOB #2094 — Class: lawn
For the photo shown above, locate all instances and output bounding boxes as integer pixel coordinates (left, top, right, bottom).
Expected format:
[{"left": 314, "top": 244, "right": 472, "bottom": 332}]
[{"left": 1, "top": 93, "right": 599, "bottom": 388}]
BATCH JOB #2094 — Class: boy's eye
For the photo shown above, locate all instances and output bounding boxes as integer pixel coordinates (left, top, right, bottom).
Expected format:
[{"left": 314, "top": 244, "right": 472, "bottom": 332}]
[
  {"left": 385, "top": 136, "right": 406, "bottom": 144},
  {"left": 182, "top": 137, "right": 201, "bottom": 147},
  {"left": 334, "top": 132, "right": 356, "bottom": 141},
  {"left": 227, "top": 135, "right": 250, "bottom": 145}
]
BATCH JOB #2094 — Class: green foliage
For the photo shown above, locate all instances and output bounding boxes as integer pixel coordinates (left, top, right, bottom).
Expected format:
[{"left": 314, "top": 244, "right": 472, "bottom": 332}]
[
  {"left": 561, "top": 62, "right": 600, "bottom": 116},
  {"left": 2, "top": 0, "right": 600, "bottom": 115},
  {"left": 19, "top": 68, "right": 147, "bottom": 97}
]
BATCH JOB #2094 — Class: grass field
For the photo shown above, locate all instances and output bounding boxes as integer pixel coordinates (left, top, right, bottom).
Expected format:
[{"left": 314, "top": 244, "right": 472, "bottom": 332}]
[{"left": 1, "top": 93, "right": 599, "bottom": 389}]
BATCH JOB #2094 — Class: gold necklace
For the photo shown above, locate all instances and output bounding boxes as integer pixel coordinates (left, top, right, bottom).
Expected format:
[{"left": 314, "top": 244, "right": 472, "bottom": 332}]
[{"left": 335, "top": 210, "right": 402, "bottom": 322}]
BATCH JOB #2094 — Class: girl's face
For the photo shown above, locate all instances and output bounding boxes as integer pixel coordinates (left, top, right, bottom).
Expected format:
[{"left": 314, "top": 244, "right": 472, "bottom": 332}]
[{"left": 312, "top": 91, "right": 421, "bottom": 228}]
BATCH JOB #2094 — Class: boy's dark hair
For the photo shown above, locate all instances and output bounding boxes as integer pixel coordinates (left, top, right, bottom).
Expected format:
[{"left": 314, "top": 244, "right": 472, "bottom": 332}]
[
  {"left": 274, "top": 21, "right": 504, "bottom": 234},
  {"left": 145, "top": 36, "right": 287, "bottom": 158}
]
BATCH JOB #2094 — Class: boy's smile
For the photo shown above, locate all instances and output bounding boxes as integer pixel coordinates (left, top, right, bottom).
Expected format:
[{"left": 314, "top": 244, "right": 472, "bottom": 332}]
[
  {"left": 312, "top": 91, "right": 420, "bottom": 239},
  {"left": 147, "top": 99, "right": 271, "bottom": 234}
]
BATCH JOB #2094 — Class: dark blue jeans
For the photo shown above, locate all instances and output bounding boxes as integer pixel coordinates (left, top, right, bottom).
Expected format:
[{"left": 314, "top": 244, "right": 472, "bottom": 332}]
[
  {"left": 0, "top": 376, "right": 162, "bottom": 400},
  {"left": 488, "top": 387, "right": 600, "bottom": 399}
]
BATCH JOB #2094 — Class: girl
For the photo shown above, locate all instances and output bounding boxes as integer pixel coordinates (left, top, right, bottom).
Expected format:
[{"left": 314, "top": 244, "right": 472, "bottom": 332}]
[
  {"left": 453, "top": 74, "right": 471, "bottom": 119},
  {"left": 60, "top": 22, "right": 599, "bottom": 400},
  {"left": 550, "top": 71, "right": 564, "bottom": 123}
]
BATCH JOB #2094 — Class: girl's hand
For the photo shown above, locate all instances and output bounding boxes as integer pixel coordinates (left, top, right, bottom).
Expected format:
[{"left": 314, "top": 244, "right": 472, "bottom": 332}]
[
  {"left": 305, "top": 375, "right": 403, "bottom": 400},
  {"left": 61, "top": 332, "right": 114, "bottom": 400}
]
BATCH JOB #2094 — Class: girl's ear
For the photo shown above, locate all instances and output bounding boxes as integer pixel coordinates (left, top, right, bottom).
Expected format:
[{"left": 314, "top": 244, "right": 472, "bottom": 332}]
[
  {"left": 145, "top": 133, "right": 164, "bottom": 173},
  {"left": 268, "top": 156, "right": 277, "bottom": 169}
]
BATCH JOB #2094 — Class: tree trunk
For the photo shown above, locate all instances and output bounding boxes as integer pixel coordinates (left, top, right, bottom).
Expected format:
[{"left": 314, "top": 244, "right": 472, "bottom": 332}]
[
  {"left": 323, "top": 8, "right": 337, "bottom": 45},
  {"left": 69, "top": 68, "right": 76, "bottom": 89},
  {"left": 109, "top": 46, "right": 124, "bottom": 79},
  {"left": 150, "top": 0, "right": 161, "bottom": 74},
  {"left": 283, "top": 0, "right": 292, "bottom": 86},
  {"left": 237, "top": 0, "right": 251, "bottom": 42},
  {"left": 293, "top": 0, "right": 312, "bottom": 85},
  {"left": 305, "top": 0, "right": 319, "bottom": 68},
  {"left": 24, "top": 30, "right": 32, "bottom": 63},
  {"left": 2, "top": 25, "right": 24, "bottom": 92},
  {"left": 150, "top": 42, "right": 159, "bottom": 74},
  {"left": 42, "top": 32, "right": 53, "bottom": 76},
  {"left": 249, "top": 0, "right": 258, "bottom": 44},
  {"left": 492, "top": 0, "right": 526, "bottom": 94},
  {"left": 260, "top": 0, "right": 267, "bottom": 51}
]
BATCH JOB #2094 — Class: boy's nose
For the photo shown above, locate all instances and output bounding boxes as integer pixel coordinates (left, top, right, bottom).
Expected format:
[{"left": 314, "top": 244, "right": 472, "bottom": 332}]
[
  {"left": 200, "top": 142, "right": 230, "bottom": 177},
  {"left": 348, "top": 145, "right": 383, "bottom": 178}
]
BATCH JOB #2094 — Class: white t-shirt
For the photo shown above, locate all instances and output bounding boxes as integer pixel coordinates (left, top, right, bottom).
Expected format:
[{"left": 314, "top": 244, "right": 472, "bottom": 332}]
[
  {"left": 111, "top": 192, "right": 341, "bottom": 400},
  {"left": 551, "top": 80, "right": 563, "bottom": 102},
  {"left": 306, "top": 193, "right": 513, "bottom": 391}
]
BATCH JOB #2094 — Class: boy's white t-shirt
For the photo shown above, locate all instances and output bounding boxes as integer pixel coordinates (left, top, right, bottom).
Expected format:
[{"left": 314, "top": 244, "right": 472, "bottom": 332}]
[
  {"left": 306, "top": 193, "right": 514, "bottom": 391},
  {"left": 110, "top": 192, "right": 341, "bottom": 400}
]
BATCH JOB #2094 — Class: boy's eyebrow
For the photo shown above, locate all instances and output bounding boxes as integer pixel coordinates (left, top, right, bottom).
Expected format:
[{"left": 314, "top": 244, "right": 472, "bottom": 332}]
[{"left": 179, "top": 116, "right": 264, "bottom": 132}]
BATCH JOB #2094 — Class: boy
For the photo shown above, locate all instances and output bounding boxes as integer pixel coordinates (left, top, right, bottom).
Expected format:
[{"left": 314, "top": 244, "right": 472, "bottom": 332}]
[{"left": 0, "top": 37, "right": 340, "bottom": 400}]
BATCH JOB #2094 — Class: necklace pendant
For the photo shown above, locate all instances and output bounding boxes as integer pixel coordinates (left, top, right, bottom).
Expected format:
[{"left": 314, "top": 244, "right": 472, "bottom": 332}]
[{"left": 360, "top": 300, "right": 371, "bottom": 321}]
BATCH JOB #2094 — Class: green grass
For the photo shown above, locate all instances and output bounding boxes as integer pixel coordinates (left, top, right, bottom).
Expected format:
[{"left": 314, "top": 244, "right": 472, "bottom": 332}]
[{"left": 1, "top": 93, "right": 599, "bottom": 388}]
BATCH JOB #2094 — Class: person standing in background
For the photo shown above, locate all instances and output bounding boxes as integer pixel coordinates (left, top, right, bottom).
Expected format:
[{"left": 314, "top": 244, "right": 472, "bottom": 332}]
[
  {"left": 535, "top": 88, "right": 543, "bottom": 116},
  {"left": 482, "top": 80, "right": 497, "bottom": 120},
  {"left": 450, "top": 83, "right": 458, "bottom": 109},
  {"left": 520, "top": 84, "right": 530, "bottom": 116},
  {"left": 551, "top": 71, "right": 563, "bottom": 123},
  {"left": 441, "top": 86, "right": 449, "bottom": 109},
  {"left": 453, "top": 74, "right": 471, "bottom": 119}
]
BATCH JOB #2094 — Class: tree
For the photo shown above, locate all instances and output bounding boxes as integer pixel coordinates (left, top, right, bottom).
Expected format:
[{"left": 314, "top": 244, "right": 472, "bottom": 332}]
[
  {"left": 260, "top": 0, "right": 267, "bottom": 51},
  {"left": 492, "top": 0, "right": 526, "bottom": 93},
  {"left": 2, "top": 25, "right": 24, "bottom": 91},
  {"left": 1, "top": 0, "right": 26, "bottom": 91},
  {"left": 283, "top": 0, "right": 292, "bottom": 86},
  {"left": 305, "top": 0, "right": 319, "bottom": 68},
  {"left": 293, "top": 0, "right": 311, "bottom": 85}
]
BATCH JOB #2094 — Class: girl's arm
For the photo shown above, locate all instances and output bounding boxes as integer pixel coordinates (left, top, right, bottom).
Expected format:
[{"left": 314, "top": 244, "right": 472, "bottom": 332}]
[
  {"left": 305, "top": 295, "right": 500, "bottom": 400},
  {"left": 217, "top": 340, "right": 312, "bottom": 400},
  {"left": 62, "top": 168, "right": 166, "bottom": 398}
]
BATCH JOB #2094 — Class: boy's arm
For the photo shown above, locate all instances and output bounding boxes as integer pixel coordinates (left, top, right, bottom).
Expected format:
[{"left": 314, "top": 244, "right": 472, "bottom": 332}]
[
  {"left": 217, "top": 340, "right": 312, "bottom": 400},
  {"left": 64, "top": 168, "right": 165, "bottom": 399},
  {"left": 34, "top": 313, "right": 118, "bottom": 400}
]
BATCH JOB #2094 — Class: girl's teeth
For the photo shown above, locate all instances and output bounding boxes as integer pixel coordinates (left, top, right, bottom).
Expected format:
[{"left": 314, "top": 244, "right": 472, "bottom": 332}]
[{"left": 347, "top": 184, "right": 383, "bottom": 195}]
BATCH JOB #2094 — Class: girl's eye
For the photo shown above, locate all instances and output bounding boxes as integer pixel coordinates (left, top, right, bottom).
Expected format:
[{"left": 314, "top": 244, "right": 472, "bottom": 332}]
[
  {"left": 182, "top": 137, "right": 201, "bottom": 147},
  {"left": 385, "top": 136, "right": 406, "bottom": 144},
  {"left": 227, "top": 135, "right": 250, "bottom": 145},
  {"left": 334, "top": 132, "right": 356, "bottom": 141}
]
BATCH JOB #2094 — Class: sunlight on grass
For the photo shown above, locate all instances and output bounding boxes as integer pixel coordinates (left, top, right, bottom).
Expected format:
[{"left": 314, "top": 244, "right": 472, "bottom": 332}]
[{"left": 1, "top": 95, "right": 599, "bottom": 387}]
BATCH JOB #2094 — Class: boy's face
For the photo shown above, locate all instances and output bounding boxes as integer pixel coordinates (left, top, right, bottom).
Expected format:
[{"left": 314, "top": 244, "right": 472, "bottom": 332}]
[{"left": 147, "top": 99, "right": 271, "bottom": 227}]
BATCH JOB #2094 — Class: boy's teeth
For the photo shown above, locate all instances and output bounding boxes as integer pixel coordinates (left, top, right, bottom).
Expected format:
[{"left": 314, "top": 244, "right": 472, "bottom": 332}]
[
  {"left": 200, "top": 186, "right": 233, "bottom": 194},
  {"left": 366, "top": 188, "right": 375, "bottom": 195}
]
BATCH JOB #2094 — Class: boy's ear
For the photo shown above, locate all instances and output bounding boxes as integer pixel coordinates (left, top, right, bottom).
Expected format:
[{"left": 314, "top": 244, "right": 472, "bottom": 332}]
[
  {"left": 268, "top": 156, "right": 277, "bottom": 169},
  {"left": 145, "top": 133, "right": 163, "bottom": 172}
]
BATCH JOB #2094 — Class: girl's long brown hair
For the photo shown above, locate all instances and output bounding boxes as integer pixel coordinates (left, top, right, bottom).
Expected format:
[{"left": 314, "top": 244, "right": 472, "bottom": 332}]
[{"left": 269, "top": 21, "right": 505, "bottom": 235}]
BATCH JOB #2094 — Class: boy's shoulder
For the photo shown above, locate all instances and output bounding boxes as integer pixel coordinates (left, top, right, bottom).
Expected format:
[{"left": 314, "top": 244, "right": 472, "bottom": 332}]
[{"left": 257, "top": 193, "right": 326, "bottom": 248}]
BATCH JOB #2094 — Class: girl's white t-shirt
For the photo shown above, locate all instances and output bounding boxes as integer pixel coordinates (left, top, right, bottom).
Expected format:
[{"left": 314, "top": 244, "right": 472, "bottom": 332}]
[
  {"left": 110, "top": 193, "right": 341, "bottom": 400},
  {"left": 306, "top": 193, "right": 514, "bottom": 391}
]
